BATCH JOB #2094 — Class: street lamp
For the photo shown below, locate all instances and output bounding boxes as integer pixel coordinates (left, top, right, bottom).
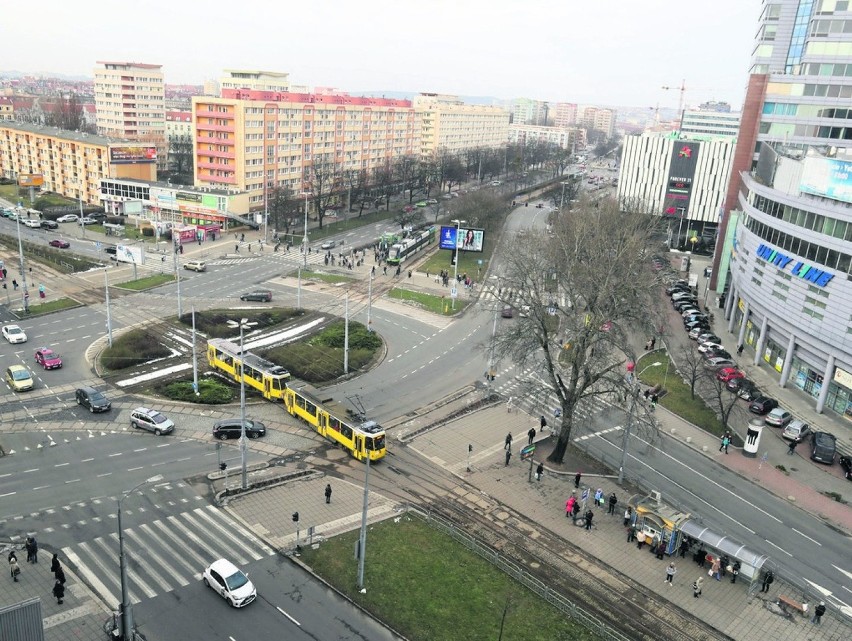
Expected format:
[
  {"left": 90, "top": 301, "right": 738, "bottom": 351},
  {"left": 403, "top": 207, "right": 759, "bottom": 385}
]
[
  {"left": 14, "top": 214, "right": 29, "bottom": 314},
  {"left": 118, "top": 474, "right": 163, "bottom": 640},
  {"left": 299, "top": 191, "right": 310, "bottom": 268},
  {"left": 559, "top": 181, "right": 571, "bottom": 210},
  {"left": 78, "top": 179, "right": 86, "bottom": 239},
  {"left": 226, "top": 318, "right": 258, "bottom": 489},
  {"left": 450, "top": 219, "right": 466, "bottom": 310},
  {"left": 617, "top": 361, "right": 662, "bottom": 484}
]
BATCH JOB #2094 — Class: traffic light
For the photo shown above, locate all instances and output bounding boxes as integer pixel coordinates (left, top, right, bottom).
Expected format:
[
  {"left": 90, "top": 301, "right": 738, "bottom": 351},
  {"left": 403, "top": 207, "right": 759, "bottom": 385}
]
[
  {"left": 292, "top": 512, "right": 299, "bottom": 523},
  {"left": 219, "top": 463, "right": 227, "bottom": 471}
]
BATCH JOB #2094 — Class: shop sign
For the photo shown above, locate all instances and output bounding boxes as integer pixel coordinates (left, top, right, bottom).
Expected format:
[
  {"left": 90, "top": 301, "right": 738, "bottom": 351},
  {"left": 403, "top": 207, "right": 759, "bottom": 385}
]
[
  {"left": 834, "top": 367, "right": 852, "bottom": 390},
  {"left": 755, "top": 244, "right": 834, "bottom": 287}
]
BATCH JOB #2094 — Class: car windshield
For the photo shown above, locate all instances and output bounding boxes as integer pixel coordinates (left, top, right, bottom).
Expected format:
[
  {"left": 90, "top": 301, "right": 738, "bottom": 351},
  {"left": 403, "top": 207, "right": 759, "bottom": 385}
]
[
  {"left": 224, "top": 569, "right": 249, "bottom": 591},
  {"left": 7, "top": 327, "right": 22, "bottom": 335},
  {"left": 91, "top": 392, "right": 106, "bottom": 402},
  {"left": 45, "top": 352, "right": 60, "bottom": 360},
  {"left": 150, "top": 413, "right": 167, "bottom": 424},
  {"left": 12, "top": 370, "right": 30, "bottom": 380}
]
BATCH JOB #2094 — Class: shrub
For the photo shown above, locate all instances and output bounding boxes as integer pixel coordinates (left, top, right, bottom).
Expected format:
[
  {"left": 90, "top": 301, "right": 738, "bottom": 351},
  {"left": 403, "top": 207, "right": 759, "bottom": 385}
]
[
  {"left": 180, "top": 309, "right": 304, "bottom": 338},
  {"left": 101, "top": 329, "right": 171, "bottom": 370},
  {"left": 313, "top": 320, "right": 381, "bottom": 350},
  {"left": 142, "top": 227, "right": 155, "bottom": 237},
  {"left": 161, "top": 378, "right": 233, "bottom": 404}
]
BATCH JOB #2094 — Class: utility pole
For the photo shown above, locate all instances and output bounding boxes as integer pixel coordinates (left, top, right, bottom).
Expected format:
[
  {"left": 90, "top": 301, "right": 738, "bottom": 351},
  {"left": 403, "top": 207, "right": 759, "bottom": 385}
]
[
  {"left": 486, "top": 311, "right": 497, "bottom": 397},
  {"left": 173, "top": 242, "right": 183, "bottom": 318},
  {"left": 104, "top": 268, "right": 113, "bottom": 347},
  {"left": 366, "top": 273, "right": 373, "bottom": 332},
  {"left": 357, "top": 455, "right": 371, "bottom": 591},
  {"left": 191, "top": 305, "right": 199, "bottom": 396},
  {"left": 343, "top": 292, "right": 350, "bottom": 374}
]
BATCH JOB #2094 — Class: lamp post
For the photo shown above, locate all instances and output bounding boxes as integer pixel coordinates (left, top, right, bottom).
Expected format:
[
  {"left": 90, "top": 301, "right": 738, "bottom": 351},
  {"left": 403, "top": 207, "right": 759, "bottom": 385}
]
[
  {"left": 450, "top": 218, "right": 466, "bottom": 310},
  {"left": 618, "top": 361, "right": 661, "bottom": 484},
  {"left": 226, "top": 318, "right": 257, "bottom": 489},
  {"left": 300, "top": 191, "right": 310, "bottom": 268},
  {"left": 14, "top": 215, "right": 29, "bottom": 314},
  {"left": 560, "top": 181, "right": 571, "bottom": 210},
  {"left": 104, "top": 268, "right": 113, "bottom": 347},
  {"left": 118, "top": 474, "right": 163, "bottom": 640},
  {"left": 78, "top": 179, "right": 87, "bottom": 239}
]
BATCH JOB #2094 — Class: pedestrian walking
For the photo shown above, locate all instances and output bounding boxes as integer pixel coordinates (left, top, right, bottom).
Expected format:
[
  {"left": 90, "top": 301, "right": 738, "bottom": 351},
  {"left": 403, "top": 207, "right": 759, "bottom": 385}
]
[
  {"left": 324, "top": 483, "right": 332, "bottom": 504},
  {"left": 504, "top": 433, "right": 513, "bottom": 451},
  {"left": 50, "top": 553, "right": 60, "bottom": 574},
  {"left": 52, "top": 579, "right": 64, "bottom": 604},
  {"left": 711, "top": 556, "right": 721, "bottom": 581},
  {"left": 235, "top": 244, "right": 240, "bottom": 253},
  {"left": 787, "top": 439, "right": 798, "bottom": 455},
  {"left": 665, "top": 562, "right": 677, "bottom": 585},
  {"left": 540, "top": 415, "right": 547, "bottom": 431},
  {"left": 650, "top": 394, "right": 658, "bottom": 409},
  {"left": 584, "top": 509, "right": 594, "bottom": 532},
  {"left": 692, "top": 577, "right": 703, "bottom": 598},
  {"left": 565, "top": 496, "right": 576, "bottom": 518},
  {"left": 636, "top": 530, "right": 646, "bottom": 549},
  {"left": 730, "top": 561, "right": 741, "bottom": 584},
  {"left": 574, "top": 472, "right": 581, "bottom": 489},
  {"left": 527, "top": 427, "right": 536, "bottom": 445},
  {"left": 10, "top": 557, "right": 21, "bottom": 582},
  {"left": 655, "top": 540, "right": 667, "bottom": 559},
  {"left": 607, "top": 492, "right": 617, "bottom": 515},
  {"left": 54, "top": 566, "right": 66, "bottom": 586},
  {"left": 760, "top": 570, "right": 775, "bottom": 593},
  {"left": 504, "top": 449, "right": 512, "bottom": 466},
  {"left": 811, "top": 601, "right": 826, "bottom": 624},
  {"left": 535, "top": 462, "right": 543, "bottom": 482},
  {"left": 719, "top": 434, "right": 730, "bottom": 454},
  {"left": 623, "top": 506, "right": 632, "bottom": 527},
  {"left": 594, "top": 488, "right": 604, "bottom": 508},
  {"left": 736, "top": 344, "right": 744, "bottom": 356}
]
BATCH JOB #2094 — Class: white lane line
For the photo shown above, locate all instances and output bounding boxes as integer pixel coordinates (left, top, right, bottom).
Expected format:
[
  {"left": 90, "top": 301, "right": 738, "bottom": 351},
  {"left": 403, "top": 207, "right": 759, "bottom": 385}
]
[
  {"left": 64, "top": 547, "right": 117, "bottom": 607},
  {"left": 64, "top": 479, "right": 80, "bottom": 484},
  {"left": 792, "top": 528, "right": 822, "bottom": 545},
  {"left": 276, "top": 607, "right": 301, "bottom": 626},
  {"left": 97, "top": 472, "right": 112, "bottom": 478},
  {"left": 763, "top": 539, "right": 793, "bottom": 557}
]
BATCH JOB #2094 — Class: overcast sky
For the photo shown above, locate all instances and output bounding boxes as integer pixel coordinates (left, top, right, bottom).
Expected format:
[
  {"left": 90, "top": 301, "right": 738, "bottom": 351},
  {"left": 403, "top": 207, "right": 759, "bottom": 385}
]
[{"left": 1, "top": 0, "right": 759, "bottom": 109}]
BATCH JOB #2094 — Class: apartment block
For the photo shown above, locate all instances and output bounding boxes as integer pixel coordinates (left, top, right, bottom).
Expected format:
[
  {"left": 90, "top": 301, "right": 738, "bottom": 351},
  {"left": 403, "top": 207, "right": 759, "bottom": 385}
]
[
  {"left": 579, "top": 106, "right": 617, "bottom": 139},
  {"left": 0, "top": 98, "right": 13, "bottom": 121},
  {"left": 165, "top": 110, "right": 193, "bottom": 142},
  {"left": 414, "top": 94, "right": 509, "bottom": 157},
  {"left": 679, "top": 109, "right": 741, "bottom": 138},
  {"left": 553, "top": 102, "right": 578, "bottom": 128},
  {"left": 508, "top": 124, "right": 586, "bottom": 150},
  {"left": 219, "top": 70, "right": 290, "bottom": 94},
  {"left": 192, "top": 89, "right": 419, "bottom": 208},
  {"left": 507, "top": 98, "right": 548, "bottom": 125},
  {"left": 0, "top": 121, "right": 156, "bottom": 204}
]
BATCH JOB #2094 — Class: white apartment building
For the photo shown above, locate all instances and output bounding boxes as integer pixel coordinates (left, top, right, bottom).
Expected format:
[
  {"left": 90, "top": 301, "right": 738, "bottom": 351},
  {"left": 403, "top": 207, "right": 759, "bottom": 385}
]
[
  {"left": 165, "top": 111, "right": 192, "bottom": 142},
  {"left": 553, "top": 102, "right": 578, "bottom": 128},
  {"left": 414, "top": 93, "right": 510, "bottom": 157},
  {"left": 579, "top": 106, "right": 617, "bottom": 139},
  {"left": 219, "top": 70, "right": 290, "bottom": 94},
  {"left": 508, "top": 124, "right": 586, "bottom": 150},
  {"left": 680, "top": 109, "right": 741, "bottom": 138}
]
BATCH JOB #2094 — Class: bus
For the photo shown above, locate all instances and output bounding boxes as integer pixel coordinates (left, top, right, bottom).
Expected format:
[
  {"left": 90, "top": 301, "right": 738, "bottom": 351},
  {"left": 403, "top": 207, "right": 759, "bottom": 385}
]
[
  {"left": 207, "top": 338, "right": 291, "bottom": 401},
  {"left": 385, "top": 227, "right": 434, "bottom": 266},
  {"left": 283, "top": 383, "right": 386, "bottom": 462}
]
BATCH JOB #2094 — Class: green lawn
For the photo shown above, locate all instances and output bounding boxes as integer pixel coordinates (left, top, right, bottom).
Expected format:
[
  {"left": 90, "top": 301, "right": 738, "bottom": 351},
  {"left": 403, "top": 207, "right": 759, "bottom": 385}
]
[
  {"left": 12, "top": 297, "right": 80, "bottom": 317},
  {"left": 116, "top": 274, "right": 176, "bottom": 290},
  {"left": 299, "top": 515, "right": 603, "bottom": 641},
  {"left": 636, "top": 350, "right": 727, "bottom": 437},
  {"left": 296, "top": 269, "right": 356, "bottom": 284},
  {"left": 388, "top": 287, "right": 471, "bottom": 315}
]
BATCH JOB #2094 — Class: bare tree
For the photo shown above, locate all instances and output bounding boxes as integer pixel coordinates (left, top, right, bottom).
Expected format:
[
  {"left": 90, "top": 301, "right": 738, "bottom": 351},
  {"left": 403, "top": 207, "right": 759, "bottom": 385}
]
[
  {"left": 491, "top": 197, "right": 664, "bottom": 463},
  {"left": 674, "top": 344, "right": 708, "bottom": 399},
  {"left": 307, "top": 159, "right": 342, "bottom": 229},
  {"left": 701, "top": 374, "right": 748, "bottom": 433},
  {"left": 267, "top": 186, "right": 300, "bottom": 236},
  {"left": 44, "top": 93, "right": 89, "bottom": 132},
  {"left": 168, "top": 134, "right": 195, "bottom": 180},
  {"left": 393, "top": 207, "right": 425, "bottom": 231},
  {"left": 372, "top": 162, "right": 395, "bottom": 210},
  {"left": 452, "top": 191, "right": 508, "bottom": 233},
  {"left": 394, "top": 156, "right": 421, "bottom": 203}
]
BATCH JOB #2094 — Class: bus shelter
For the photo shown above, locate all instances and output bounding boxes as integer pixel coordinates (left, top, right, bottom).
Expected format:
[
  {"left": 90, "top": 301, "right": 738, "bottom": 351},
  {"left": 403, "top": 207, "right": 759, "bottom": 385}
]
[
  {"left": 628, "top": 493, "right": 691, "bottom": 555},
  {"left": 678, "top": 520, "right": 768, "bottom": 584}
]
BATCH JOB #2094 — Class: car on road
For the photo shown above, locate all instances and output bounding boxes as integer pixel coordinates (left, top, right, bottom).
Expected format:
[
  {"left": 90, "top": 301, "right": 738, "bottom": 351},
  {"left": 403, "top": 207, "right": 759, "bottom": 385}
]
[
  {"left": 501, "top": 306, "right": 514, "bottom": 318},
  {"left": 748, "top": 396, "right": 779, "bottom": 415},
  {"left": 781, "top": 420, "right": 811, "bottom": 442},
  {"left": 764, "top": 408, "right": 793, "bottom": 428},
  {"left": 839, "top": 455, "right": 852, "bottom": 481},
  {"left": 810, "top": 431, "right": 837, "bottom": 465},
  {"left": 56, "top": 214, "right": 78, "bottom": 223},
  {"left": 5, "top": 365, "right": 34, "bottom": 392},
  {"left": 2, "top": 324, "right": 27, "bottom": 344},
  {"left": 183, "top": 260, "right": 207, "bottom": 272},
  {"left": 23, "top": 218, "right": 41, "bottom": 228},
  {"left": 203, "top": 559, "right": 256, "bottom": 608},
  {"left": 415, "top": 200, "right": 428, "bottom": 207},
  {"left": 34, "top": 347, "right": 63, "bottom": 370},
  {"left": 40, "top": 219, "right": 59, "bottom": 230},
  {"left": 130, "top": 407, "right": 175, "bottom": 435},
  {"left": 79, "top": 217, "right": 97, "bottom": 225},
  {"left": 212, "top": 418, "right": 267, "bottom": 440},
  {"left": 716, "top": 367, "right": 745, "bottom": 382},
  {"left": 48, "top": 238, "right": 71, "bottom": 249},
  {"left": 75, "top": 386, "right": 112, "bottom": 413},
  {"left": 240, "top": 290, "right": 272, "bottom": 302},
  {"left": 427, "top": 198, "right": 438, "bottom": 205},
  {"left": 320, "top": 240, "right": 336, "bottom": 250}
]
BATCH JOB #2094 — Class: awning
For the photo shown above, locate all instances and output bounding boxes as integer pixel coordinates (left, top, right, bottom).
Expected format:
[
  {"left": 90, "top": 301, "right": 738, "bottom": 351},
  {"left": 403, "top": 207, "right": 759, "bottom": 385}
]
[{"left": 680, "top": 520, "right": 768, "bottom": 569}]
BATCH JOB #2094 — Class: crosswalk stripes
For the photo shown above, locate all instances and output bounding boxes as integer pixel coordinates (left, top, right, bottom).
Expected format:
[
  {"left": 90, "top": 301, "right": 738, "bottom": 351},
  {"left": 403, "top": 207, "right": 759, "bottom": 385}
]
[{"left": 62, "top": 505, "right": 275, "bottom": 607}]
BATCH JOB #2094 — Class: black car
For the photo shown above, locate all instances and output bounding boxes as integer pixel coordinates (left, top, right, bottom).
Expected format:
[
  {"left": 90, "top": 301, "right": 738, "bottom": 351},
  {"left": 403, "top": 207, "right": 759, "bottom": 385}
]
[
  {"left": 75, "top": 386, "right": 112, "bottom": 412},
  {"left": 685, "top": 320, "right": 710, "bottom": 332},
  {"left": 212, "top": 418, "right": 267, "bottom": 440},
  {"left": 839, "top": 455, "right": 852, "bottom": 481},
  {"left": 810, "top": 431, "right": 837, "bottom": 465},
  {"left": 40, "top": 220, "right": 59, "bottom": 230},
  {"left": 673, "top": 299, "right": 698, "bottom": 311},
  {"left": 705, "top": 349, "right": 732, "bottom": 361},
  {"left": 240, "top": 290, "right": 272, "bottom": 302},
  {"left": 749, "top": 396, "right": 779, "bottom": 415}
]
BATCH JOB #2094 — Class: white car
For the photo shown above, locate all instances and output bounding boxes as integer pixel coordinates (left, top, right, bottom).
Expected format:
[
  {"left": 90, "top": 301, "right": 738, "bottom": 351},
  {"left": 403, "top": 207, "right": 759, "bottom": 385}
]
[
  {"left": 697, "top": 341, "right": 724, "bottom": 354},
  {"left": 79, "top": 217, "right": 97, "bottom": 225},
  {"left": 23, "top": 219, "right": 42, "bottom": 228},
  {"left": 203, "top": 559, "right": 256, "bottom": 608},
  {"left": 56, "top": 214, "right": 78, "bottom": 223},
  {"left": 2, "top": 324, "right": 27, "bottom": 344}
]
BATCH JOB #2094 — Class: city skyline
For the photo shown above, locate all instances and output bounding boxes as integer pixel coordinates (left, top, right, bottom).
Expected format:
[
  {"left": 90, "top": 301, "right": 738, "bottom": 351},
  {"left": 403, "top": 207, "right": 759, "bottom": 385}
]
[{"left": 1, "top": 0, "right": 758, "bottom": 109}]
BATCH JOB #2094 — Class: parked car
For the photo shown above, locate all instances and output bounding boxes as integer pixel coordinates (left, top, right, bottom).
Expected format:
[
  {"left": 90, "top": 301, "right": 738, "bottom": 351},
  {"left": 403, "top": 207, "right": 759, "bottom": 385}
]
[
  {"left": 79, "top": 217, "right": 97, "bottom": 225},
  {"left": 685, "top": 321, "right": 710, "bottom": 333},
  {"left": 183, "top": 260, "right": 207, "bottom": 272},
  {"left": 683, "top": 310, "right": 708, "bottom": 320},
  {"left": 781, "top": 419, "right": 811, "bottom": 442},
  {"left": 130, "top": 407, "right": 175, "bottom": 435},
  {"left": 34, "top": 347, "right": 63, "bottom": 370},
  {"left": 749, "top": 396, "right": 779, "bottom": 415},
  {"left": 501, "top": 306, "right": 514, "bottom": 318},
  {"left": 5, "top": 365, "right": 34, "bottom": 392},
  {"left": 696, "top": 333, "right": 722, "bottom": 345},
  {"left": 40, "top": 220, "right": 59, "bottom": 230},
  {"left": 810, "top": 431, "right": 837, "bottom": 465},
  {"left": 56, "top": 214, "right": 78, "bottom": 223},
  {"left": 239, "top": 290, "right": 272, "bottom": 302},
  {"left": 666, "top": 282, "right": 690, "bottom": 295},
  {"left": 764, "top": 408, "right": 793, "bottom": 428},
  {"left": 706, "top": 357, "right": 736, "bottom": 370},
  {"left": 320, "top": 240, "right": 336, "bottom": 250},
  {"left": 415, "top": 200, "right": 428, "bottom": 207},
  {"left": 689, "top": 326, "right": 712, "bottom": 340},
  {"left": 839, "top": 455, "right": 852, "bottom": 481},
  {"left": 212, "top": 418, "right": 267, "bottom": 440},
  {"left": 2, "top": 324, "right": 27, "bottom": 344},
  {"left": 717, "top": 367, "right": 745, "bottom": 382},
  {"left": 23, "top": 218, "right": 41, "bottom": 228},
  {"left": 673, "top": 300, "right": 698, "bottom": 312},
  {"left": 49, "top": 239, "right": 70, "bottom": 249},
  {"left": 426, "top": 198, "right": 438, "bottom": 205},
  {"left": 203, "top": 558, "right": 257, "bottom": 608},
  {"left": 75, "top": 386, "right": 111, "bottom": 413},
  {"left": 703, "top": 348, "right": 732, "bottom": 361},
  {"left": 697, "top": 341, "right": 724, "bottom": 354}
]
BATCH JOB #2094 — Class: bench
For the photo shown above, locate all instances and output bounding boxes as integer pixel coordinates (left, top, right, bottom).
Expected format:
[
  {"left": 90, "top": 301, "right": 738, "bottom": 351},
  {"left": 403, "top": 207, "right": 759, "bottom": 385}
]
[{"left": 777, "top": 595, "right": 807, "bottom": 615}]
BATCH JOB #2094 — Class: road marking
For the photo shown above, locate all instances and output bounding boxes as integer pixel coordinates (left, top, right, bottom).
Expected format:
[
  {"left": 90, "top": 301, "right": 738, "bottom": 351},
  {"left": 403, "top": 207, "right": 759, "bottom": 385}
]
[
  {"left": 81, "top": 458, "right": 94, "bottom": 462},
  {"left": 33, "top": 486, "right": 49, "bottom": 491},
  {"left": 64, "top": 479, "right": 80, "bottom": 484},
  {"left": 108, "top": 452, "right": 122, "bottom": 457},
  {"left": 64, "top": 547, "right": 116, "bottom": 608},
  {"left": 833, "top": 565, "right": 852, "bottom": 581},
  {"left": 133, "top": 448, "right": 147, "bottom": 452},
  {"left": 792, "top": 528, "right": 821, "bottom": 545},
  {"left": 763, "top": 539, "right": 792, "bottom": 557},
  {"left": 276, "top": 606, "right": 301, "bottom": 626},
  {"left": 0, "top": 491, "right": 15, "bottom": 498},
  {"left": 23, "top": 468, "right": 39, "bottom": 473},
  {"left": 127, "top": 467, "right": 143, "bottom": 472},
  {"left": 97, "top": 472, "right": 112, "bottom": 478},
  {"left": 55, "top": 462, "right": 69, "bottom": 467}
]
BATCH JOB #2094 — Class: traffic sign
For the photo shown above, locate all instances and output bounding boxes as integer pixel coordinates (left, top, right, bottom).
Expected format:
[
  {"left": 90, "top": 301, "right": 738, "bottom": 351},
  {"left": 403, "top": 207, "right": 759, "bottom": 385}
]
[
  {"left": 581, "top": 488, "right": 589, "bottom": 501},
  {"left": 450, "top": 287, "right": 457, "bottom": 298},
  {"left": 520, "top": 444, "right": 535, "bottom": 461}
]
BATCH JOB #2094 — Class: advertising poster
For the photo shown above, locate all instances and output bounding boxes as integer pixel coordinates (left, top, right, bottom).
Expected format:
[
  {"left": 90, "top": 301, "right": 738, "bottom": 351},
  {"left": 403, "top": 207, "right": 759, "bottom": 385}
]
[{"left": 439, "top": 225, "right": 485, "bottom": 252}]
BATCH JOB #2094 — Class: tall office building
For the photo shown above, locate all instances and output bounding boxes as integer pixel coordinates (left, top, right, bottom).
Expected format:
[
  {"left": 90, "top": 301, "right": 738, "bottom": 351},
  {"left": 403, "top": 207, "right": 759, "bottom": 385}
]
[
  {"left": 93, "top": 61, "right": 166, "bottom": 168},
  {"left": 679, "top": 109, "right": 741, "bottom": 138},
  {"left": 715, "top": 0, "right": 852, "bottom": 419}
]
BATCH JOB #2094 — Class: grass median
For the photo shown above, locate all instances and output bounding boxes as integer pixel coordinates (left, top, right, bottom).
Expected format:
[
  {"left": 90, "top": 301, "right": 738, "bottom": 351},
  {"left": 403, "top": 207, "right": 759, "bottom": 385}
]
[
  {"left": 13, "top": 297, "right": 80, "bottom": 317},
  {"left": 115, "top": 273, "right": 176, "bottom": 290},
  {"left": 388, "top": 287, "right": 471, "bottom": 315},
  {"left": 300, "top": 515, "right": 602, "bottom": 641}
]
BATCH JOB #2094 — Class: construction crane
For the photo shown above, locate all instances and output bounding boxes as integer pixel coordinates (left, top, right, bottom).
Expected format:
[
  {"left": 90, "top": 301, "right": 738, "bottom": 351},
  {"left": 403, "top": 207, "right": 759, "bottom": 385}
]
[{"left": 661, "top": 79, "right": 687, "bottom": 116}]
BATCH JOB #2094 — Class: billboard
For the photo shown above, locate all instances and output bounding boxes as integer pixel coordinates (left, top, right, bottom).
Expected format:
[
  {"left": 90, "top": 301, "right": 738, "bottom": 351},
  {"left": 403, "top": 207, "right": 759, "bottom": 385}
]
[
  {"left": 663, "top": 141, "right": 700, "bottom": 217},
  {"left": 18, "top": 173, "right": 44, "bottom": 187},
  {"left": 116, "top": 244, "right": 144, "bottom": 265},
  {"left": 439, "top": 225, "right": 485, "bottom": 253},
  {"left": 124, "top": 201, "right": 143, "bottom": 215},
  {"left": 800, "top": 156, "right": 852, "bottom": 205},
  {"left": 109, "top": 146, "right": 157, "bottom": 164}
]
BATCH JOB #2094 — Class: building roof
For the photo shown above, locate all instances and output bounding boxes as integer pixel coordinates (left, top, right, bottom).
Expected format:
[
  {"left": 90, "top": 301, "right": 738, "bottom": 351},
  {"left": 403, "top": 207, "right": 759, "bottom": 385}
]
[
  {"left": 96, "top": 61, "right": 162, "bottom": 70},
  {"left": 0, "top": 120, "right": 119, "bottom": 145},
  {"left": 166, "top": 110, "right": 192, "bottom": 122},
  {"left": 101, "top": 176, "right": 246, "bottom": 196},
  {"left": 219, "top": 88, "right": 411, "bottom": 108}
]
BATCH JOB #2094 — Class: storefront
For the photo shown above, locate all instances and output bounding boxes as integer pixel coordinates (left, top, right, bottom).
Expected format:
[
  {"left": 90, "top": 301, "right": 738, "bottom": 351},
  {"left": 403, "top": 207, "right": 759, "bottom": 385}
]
[{"left": 790, "top": 359, "right": 852, "bottom": 422}]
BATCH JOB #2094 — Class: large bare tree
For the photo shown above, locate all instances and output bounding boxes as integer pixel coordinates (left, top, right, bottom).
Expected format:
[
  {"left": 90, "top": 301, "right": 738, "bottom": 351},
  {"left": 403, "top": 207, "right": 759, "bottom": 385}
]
[
  {"left": 168, "top": 134, "right": 195, "bottom": 180},
  {"left": 306, "top": 159, "right": 342, "bottom": 229},
  {"left": 491, "top": 197, "right": 663, "bottom": 463}
]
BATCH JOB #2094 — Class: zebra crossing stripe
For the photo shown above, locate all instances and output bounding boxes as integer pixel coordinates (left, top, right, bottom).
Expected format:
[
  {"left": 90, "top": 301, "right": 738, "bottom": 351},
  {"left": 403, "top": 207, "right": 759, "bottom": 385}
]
[
  {"left": 192, "top": 507, "right": 267, "bottom": 560},
  {"left": 121, "top": 528, "right": 183, "bottom": 593},
  {"left": 160, "top": 516, "right": 217, "bottom": 572},
  {"left": 179, "top": 510, "right": 252, "bottom": 566},
  {"left": 64, "top": 546, "right": 117, "bottom": 610},
  {"left": 140, "top": 522, "right": 197, "bottom": 578},
  {"left": 206, "top": 505, "right": 275, "bottom": 555},
  {"left": 92, "top": 535, "right": 155, "bottom": 602}
]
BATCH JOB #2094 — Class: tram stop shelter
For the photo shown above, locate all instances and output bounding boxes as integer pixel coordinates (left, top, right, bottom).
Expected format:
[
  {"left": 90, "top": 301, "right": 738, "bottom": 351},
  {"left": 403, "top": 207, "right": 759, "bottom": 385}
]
[
  {"left": 678, "top": 520, "right": 769, "bottom": 584},
  {"left": 628, "top": 493, "right": 691, "bottom": 555}
]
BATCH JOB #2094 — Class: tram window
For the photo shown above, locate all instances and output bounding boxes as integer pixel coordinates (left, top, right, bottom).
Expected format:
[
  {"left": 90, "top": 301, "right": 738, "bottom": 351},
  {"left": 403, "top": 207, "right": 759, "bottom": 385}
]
[
  {"left": 305, "top": 400, "right": 317, "bottom": 416},
  {"left": 341, "top": 425, "right": 353, "bottom": 439},
  {"left": 329, "top": 416, "right": 341, "bottom": 431},
  {"left": 222, "top": 355, "right": 233, "bottom": 367},
  {"left": 295, "top": 395, "right": 306, "bottom": 410},
  {"left": 271, "top": 378, "right": 281, "bottom": 391},
  {"left": 370, "top": 435, "right": 386, "bottom": 450}
]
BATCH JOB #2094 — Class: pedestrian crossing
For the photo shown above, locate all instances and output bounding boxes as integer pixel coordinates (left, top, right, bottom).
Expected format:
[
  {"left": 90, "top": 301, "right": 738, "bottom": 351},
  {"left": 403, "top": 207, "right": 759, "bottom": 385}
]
[{"left": 62, "top": 505, "right": 275, "bottom": 608}]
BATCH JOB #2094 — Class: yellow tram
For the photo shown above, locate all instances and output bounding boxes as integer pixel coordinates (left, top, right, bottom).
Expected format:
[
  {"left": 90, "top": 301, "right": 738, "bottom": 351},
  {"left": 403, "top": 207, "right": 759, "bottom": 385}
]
[{"left": 207, "top": 338, "right": 291, "bottom": 400}]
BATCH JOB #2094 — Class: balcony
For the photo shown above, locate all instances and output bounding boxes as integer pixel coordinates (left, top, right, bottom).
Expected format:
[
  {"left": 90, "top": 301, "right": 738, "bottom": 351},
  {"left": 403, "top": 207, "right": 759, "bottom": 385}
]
[
  {"left": 199, "top": 173, "right": 236, "bottom": 185},
  {"left": 204, "top": 149, "right": 236, "bottom": 160},
  {"left": 195, "top": 109, "right": 231, "bottom": 119},
  {"left": 196, "top": 123, "right": 235, "bottom": 133},
  {"left": 197, "top": 160, "right": 234, "bottom": 170},
  {"left": 196, "top": 135, "right": 232, "bottom": 145}
]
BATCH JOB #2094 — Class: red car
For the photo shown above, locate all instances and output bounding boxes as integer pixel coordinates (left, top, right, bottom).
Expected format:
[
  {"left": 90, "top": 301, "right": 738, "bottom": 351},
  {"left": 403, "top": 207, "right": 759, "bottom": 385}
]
[
  {"left": 49, "top": 239, "right": 70, "bottom": 249},
  {"left": 34, "top": 347, "right": 63, "bottom": 370},
  {"left": 716, "top": 367, "right": 745, "bottom": 383}
]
